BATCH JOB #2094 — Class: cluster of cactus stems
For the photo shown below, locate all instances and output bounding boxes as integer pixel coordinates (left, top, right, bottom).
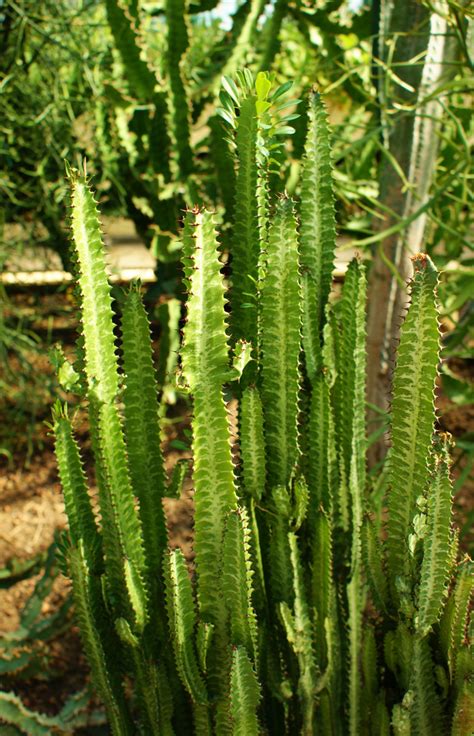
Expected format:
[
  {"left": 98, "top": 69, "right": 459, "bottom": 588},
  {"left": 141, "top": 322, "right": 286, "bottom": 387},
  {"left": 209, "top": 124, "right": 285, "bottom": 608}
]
[
  {"left": 97, "top": 0, "right": 318, "bottom": 259},
  {"left": 53, "top": 73, "right": 472, "bottom": 736},
  {"left": 99, "top": 0, "right": 264, "bottom": 242}
]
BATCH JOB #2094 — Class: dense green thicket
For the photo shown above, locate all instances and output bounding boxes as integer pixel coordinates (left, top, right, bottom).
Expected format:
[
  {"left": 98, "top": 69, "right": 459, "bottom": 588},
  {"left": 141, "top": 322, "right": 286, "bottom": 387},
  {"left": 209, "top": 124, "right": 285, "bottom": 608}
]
[
  {"left": 2, "top": 0, "right": 472, "bottom": 431},
  {"left": 2, "top": 1, "right": 471, "bottom": 271},
  {"left": 31, "top": 77, "right": 473, "bottom": 735},
  {"left": 0, "top": 2, "right": 472, "bottom": 730}
]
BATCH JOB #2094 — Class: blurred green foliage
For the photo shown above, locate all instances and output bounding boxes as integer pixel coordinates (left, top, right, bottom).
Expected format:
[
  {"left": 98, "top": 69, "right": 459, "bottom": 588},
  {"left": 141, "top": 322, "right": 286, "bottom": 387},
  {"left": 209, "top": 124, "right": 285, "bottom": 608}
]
[
  {"left": 0, "top": 0, "right": 472, "bottom": 457},
  {"left": 1, "top": 1, "right": 471, "bottom": 266}
]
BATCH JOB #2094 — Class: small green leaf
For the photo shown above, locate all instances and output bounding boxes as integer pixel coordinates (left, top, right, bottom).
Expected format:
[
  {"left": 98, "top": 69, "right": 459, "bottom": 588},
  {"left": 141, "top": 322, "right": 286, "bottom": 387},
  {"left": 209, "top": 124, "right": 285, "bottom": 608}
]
[
  {"left": 222, "top": 75, "right": 240, "bottom": 105},
  {"left": 292, "top": 478, "right": 309, "bottom": 531},
  {"left": 216, "top": 107, "right": 236, "bottom": 128},
  {"left": 269, "top": 80, "right": 293, "bottom": 101},
  {"left": 50, "top": 347, "right": 81, "bottom": 392},
  {"left": 232, "top": 340, "right": 254, "bottom": 381},
  {"left": 219, "top": 90, "right": 236, "bottom": 114},
  {"left": 274, "top": 125, "right": 296, "bottom": 136},
  {"left": 256, "top": 100, "right": 271, "bottom": 116},
  {"left": 115, "top": 617, "right": 139, "bottom": 649},
  {"left": 167, "top": 459, "right": 189, "bottom": 499},
  {"left": 124, "top": 558, "right": 148, "bottom": 633},
  {"left": 255, "top": 71, "right": 272, "bottom": 101}
]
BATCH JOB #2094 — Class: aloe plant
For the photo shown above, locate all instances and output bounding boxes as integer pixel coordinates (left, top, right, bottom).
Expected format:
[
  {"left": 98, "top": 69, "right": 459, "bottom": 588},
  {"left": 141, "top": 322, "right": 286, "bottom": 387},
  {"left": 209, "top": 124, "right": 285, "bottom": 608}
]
[{"left": 47, "top": 76, "right": 472, "bottom": 736}]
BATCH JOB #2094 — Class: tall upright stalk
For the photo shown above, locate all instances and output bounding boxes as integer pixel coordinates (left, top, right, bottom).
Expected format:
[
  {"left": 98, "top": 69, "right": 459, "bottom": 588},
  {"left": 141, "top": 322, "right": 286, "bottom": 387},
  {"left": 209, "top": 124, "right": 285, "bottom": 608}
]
[{"left": 51, "top": 78, "right": 472, "bottom": 735}]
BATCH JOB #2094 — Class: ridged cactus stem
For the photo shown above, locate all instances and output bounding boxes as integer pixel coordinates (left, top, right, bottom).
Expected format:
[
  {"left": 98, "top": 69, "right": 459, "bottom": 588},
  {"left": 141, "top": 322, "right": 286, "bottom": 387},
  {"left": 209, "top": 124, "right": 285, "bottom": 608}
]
[
  {"left": 121, "top": 285, "right": 167, "bottom": 599},
  {"left": 416, "top": 433, "right": 453, "bottom": 636},
  {"left": 231, "top": 94, "right": 259, "bottom": 346},
  {"left": 280, "top": 533, "right": 317, "bottom": 735},
  {"left": 181, "top": 207, "right": 238, "bottom": 621},
  {"left": 181, "top": 207, "right": 241, "bottom": 727},
  {"left": 165, "top": 0, "right": 193, "bottom": 178},
  {"left": 68, "top": 168, "right": 148, "bottom": 625},
  {"left": 259, "top": 0, "right": 287, "bottom": 71},
  {"left": 346, "top": 262, "right": 367, "bottom": 736},
  {"left": 260, "top": 196, "right": 301, "bottom": 489},
  {"left": 69, "top": 544, "right": 132, "bottom": 736},
  {"left": 51, "top": 84, "right": 469, "bottom": 735},
  {"left": 387, "top": 254, "right": 440, "bottom": 600},
  {"left": 300, "top": 90, "right": 336, "bottom": 380},
  {"left": 240, "top": 386, "right": 266, "bottom": 502}
]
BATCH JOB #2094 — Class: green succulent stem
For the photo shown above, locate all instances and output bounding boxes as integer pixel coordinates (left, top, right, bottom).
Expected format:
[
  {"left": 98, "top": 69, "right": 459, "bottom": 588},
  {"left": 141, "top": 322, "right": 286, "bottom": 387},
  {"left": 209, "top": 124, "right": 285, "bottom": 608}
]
[
  {"left": 387, "top": 254, "right": 440, "bottom": 598},
  {"left": 53, "top": 86, "right": 469, "bottom": 735}
]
